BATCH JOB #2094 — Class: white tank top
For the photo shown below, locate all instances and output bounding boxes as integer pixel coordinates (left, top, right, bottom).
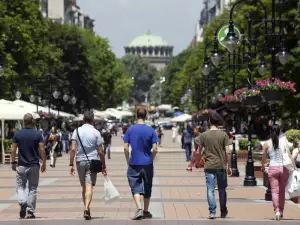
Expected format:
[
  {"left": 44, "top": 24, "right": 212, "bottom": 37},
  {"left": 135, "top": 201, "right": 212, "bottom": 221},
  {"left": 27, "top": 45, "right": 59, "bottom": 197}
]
[{"left": 268, "top": 135, "right": 288, "bottom": 166}]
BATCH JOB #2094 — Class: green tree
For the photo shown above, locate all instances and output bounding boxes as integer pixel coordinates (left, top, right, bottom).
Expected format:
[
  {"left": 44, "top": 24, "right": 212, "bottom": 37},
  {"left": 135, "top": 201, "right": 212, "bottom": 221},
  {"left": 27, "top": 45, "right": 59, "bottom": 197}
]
[{"left": 121, "top": 55, "right": 156, "bottom": 104}]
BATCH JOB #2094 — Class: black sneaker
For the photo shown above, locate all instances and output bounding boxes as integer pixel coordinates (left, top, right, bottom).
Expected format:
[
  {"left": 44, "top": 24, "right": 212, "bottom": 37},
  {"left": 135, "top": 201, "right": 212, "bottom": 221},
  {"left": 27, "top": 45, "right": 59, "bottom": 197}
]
[
  {"left": 27, "top": 211, "right": 35, "bottom": 219},
  {"left": 221, "top": 209, "right": 228, "bottom": 218},
  {"left": 143, "top": 211, "right": 153, "bottom": 219},
  {"left": 132, "top": 209, "right": 143, "bottom": 220},
  {"left": 19, "top": 203, "right": 27, "bottom": 219},
  {"left": 83, "top": 210, "right": 92, "bottom": 220}
]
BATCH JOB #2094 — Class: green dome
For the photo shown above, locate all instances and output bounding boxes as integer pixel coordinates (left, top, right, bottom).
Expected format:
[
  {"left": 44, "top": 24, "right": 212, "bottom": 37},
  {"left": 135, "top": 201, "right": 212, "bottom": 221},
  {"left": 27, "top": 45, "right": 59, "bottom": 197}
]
[{"left": 129, "top": 32, "right": 169, "bottom": 47}]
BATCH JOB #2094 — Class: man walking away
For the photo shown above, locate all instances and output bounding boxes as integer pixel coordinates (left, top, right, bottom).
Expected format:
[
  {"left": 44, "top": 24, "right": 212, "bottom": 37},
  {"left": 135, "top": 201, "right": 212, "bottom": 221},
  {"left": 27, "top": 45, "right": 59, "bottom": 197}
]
[
  {"left": 102, "top": 129, "right": 112, "bottom": 159},
  {"left": 11, "top": 113, "right": 46, "bottom": 219},
  {"left": 124, "top": 108, "right": 158, "bottom": 220},
  {"left": 200, "top": 112, "right": 231, "bottom": 219},
  {"left": 69, "top": 110, "right": 107, "bottom": 220}
]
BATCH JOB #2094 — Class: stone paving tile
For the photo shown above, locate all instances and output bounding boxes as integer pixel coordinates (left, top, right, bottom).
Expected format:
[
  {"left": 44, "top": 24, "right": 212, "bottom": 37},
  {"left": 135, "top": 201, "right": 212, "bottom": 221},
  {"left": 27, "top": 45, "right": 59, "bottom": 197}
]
[{"left": 1, "top": 137, "right": 300, "bottom": 223}]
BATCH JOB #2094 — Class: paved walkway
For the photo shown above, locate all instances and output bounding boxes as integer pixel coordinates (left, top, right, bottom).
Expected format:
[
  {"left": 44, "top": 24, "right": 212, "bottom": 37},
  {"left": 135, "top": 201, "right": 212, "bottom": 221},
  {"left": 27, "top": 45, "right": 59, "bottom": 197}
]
[{"left": 0, "top": 132, "right": 299, "bottom": 224}]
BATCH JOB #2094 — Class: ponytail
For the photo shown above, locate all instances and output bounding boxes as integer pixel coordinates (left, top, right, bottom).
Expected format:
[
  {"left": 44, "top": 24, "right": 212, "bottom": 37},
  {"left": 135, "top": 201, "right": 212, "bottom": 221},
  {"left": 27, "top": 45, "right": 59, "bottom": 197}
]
[{"left": 271, "top": 124, "right": 280, "bottom": 150}]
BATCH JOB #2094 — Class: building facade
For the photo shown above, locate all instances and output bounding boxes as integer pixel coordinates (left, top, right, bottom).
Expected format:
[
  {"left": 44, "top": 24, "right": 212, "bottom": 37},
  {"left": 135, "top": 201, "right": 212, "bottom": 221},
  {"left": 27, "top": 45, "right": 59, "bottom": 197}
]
[
  {"left": 41, "top": 0, "right": 94, "bottom": 30},
  {"left": 192, "top": 0, "right": 232, "bottom": 45},
  {"left": 124, "top": 32, "right": 174, "bottom": 71}
]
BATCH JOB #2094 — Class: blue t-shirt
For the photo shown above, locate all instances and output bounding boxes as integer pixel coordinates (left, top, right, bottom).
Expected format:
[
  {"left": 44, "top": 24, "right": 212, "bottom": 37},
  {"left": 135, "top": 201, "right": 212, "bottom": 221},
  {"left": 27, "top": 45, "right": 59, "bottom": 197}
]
[
  {"left": 124, "top": 124, "right": 159, "bottom": 166},
  {"left": 13, "top": 128, "right": 44, "bottom": 167}
]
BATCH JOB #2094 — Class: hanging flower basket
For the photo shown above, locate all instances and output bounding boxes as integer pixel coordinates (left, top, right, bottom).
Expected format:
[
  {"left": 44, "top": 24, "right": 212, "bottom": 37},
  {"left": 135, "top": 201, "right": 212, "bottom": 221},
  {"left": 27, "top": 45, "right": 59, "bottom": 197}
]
[
  {"left": 261, "top": 91, "right": 285, "bottom": 102},
  {"left": 243, "top": 95, "right": 261, "bottom": 106},
  {"left": 225, "top": 102, "right": 241, "bottom": 111},
  {"left": 256, "top": 78, "right": 296, "bottom": 103},
  {"left": 218, "top": 94, "right": 242, "bottom": 112}
]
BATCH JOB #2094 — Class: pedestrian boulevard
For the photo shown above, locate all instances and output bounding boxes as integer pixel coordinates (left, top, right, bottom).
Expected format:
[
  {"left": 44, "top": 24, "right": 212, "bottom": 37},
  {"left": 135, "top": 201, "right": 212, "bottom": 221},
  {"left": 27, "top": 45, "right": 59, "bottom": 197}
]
[{"left": 0, "top": 150, "right": 300, "bottom": 224}]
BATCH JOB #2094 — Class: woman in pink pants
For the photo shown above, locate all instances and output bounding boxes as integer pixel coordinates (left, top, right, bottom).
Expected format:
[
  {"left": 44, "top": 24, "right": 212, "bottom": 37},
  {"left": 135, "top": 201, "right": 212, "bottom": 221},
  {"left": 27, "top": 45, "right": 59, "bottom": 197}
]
[{"left": 262, "top": 124, "right": 292, "bottom": 221}]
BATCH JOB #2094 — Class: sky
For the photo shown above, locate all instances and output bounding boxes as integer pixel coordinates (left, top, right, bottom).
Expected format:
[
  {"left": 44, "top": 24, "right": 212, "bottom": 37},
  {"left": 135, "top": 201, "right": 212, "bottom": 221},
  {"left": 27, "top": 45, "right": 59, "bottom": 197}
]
[{"left": 77, "top": 0, "right": 204, "bottom": 58}]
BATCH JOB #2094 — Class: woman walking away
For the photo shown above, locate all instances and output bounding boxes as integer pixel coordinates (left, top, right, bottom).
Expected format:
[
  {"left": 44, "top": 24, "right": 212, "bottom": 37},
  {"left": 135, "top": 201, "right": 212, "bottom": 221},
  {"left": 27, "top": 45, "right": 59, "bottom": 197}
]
[
  {"left": 183, "top": 123, "right": 194, "bottom": 162},
  {"left": 261, "top": 124, "right": 293, "bottom": 220}
]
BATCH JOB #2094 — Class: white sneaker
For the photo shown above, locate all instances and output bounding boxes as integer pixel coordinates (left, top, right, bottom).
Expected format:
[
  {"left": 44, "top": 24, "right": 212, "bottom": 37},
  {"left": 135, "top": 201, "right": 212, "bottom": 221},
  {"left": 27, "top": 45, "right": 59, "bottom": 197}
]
[{"left": 274, "top": 212, "right": 281, "bottom": 221}]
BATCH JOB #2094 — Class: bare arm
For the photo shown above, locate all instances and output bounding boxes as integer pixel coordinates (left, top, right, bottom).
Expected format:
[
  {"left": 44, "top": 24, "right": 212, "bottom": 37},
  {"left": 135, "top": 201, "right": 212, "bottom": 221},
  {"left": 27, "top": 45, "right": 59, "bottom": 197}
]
[
  {"left": 97, "top": 144, "right": 106, "bottom": 169},
  {"left": 124, "top": 142, "right": 130, "bottom": 164},
  {"left": 225, "top": 146, "right": 231, "bottom": 169},
  {"left": 39, "top": 142, "right": 46, "bottom": 166},
  {"left": 69, "top": 140, "right": 77, "bottom": 165},
  {"left": 11, "top": 143, "right": 17, "bottom": 163},
  {"left": 152, "top": 143, "right": 158, "bottom": 160},
  {"left": 261, "top": 144, "right": 268, "bottom": 169}
]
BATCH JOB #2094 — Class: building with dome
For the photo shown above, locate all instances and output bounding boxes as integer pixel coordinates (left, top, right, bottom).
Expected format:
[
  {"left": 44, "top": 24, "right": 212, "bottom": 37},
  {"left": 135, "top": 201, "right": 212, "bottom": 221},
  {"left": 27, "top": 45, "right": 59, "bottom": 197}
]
[{"left": 124, "top": 32, "right": 174, "bottom": 71}]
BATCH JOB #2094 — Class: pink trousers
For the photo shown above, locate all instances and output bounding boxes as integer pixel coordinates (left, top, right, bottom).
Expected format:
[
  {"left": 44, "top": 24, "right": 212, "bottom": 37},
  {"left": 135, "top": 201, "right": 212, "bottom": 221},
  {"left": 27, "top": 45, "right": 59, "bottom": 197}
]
[{"left": 268, "top": 166, "right": 289, "bottom": 214}]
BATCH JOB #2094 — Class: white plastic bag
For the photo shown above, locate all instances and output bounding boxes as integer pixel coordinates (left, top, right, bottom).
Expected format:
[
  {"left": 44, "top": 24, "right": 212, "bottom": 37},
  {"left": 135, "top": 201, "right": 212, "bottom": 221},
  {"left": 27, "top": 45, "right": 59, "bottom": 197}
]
[
  {"left": 287, "top": 169, "right": 300, "bottom": 198},
  {"left": 104, "top": 176, "right": 120, "bottom": 202}
]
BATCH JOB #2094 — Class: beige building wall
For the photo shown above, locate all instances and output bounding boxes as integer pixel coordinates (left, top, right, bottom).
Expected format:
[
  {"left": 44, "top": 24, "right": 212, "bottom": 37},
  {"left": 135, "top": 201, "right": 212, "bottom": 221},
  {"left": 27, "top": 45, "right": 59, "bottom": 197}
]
[{"left": 47, "top": 0, "right": 65, "bottom": 21}]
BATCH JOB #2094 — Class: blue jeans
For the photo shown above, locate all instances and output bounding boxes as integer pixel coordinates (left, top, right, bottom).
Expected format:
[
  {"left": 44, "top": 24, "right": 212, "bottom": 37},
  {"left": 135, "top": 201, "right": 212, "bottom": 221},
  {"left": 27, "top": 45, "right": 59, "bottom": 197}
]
[
  {"left": 62, "top": 140, "right": 69, "bottom": 153},
  {"left": 184, "top": 143, "right": 192, "bottom": 161},
  {"left": 205, "top": 168, "right": 228, "bottom": 215},
  {"left": 104, "top": 143, "right": 111, "bottom": 154}
]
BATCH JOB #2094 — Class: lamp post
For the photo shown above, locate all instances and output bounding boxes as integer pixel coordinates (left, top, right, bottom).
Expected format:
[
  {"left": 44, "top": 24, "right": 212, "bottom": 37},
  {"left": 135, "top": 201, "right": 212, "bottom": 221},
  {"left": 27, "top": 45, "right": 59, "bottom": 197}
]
[{"left": 224, "top": 0, "right": 293, "bottom": 188}]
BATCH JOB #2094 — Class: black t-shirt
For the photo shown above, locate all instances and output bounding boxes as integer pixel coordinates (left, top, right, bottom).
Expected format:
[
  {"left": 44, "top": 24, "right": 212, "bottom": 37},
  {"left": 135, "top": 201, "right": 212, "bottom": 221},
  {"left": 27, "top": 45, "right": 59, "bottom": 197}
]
[
  {"left": 13, "top": 128, "right": 43, "bottom": 167},
  {"left": 102, "top": 132, "right": 112, "bottom": 144}
]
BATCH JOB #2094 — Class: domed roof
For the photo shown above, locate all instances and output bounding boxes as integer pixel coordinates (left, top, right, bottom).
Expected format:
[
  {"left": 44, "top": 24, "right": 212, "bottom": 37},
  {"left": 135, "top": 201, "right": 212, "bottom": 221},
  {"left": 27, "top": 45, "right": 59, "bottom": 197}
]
[{"left": 129, "top": 32, "right": 169, "bottom": 47}]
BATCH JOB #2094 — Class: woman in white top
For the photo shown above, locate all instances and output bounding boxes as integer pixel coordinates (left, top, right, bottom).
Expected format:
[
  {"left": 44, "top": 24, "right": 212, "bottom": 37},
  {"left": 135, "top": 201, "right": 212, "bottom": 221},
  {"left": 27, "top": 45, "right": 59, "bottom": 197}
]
[{"left": 261, "top": 124, "right": 292, "bottom": 221}]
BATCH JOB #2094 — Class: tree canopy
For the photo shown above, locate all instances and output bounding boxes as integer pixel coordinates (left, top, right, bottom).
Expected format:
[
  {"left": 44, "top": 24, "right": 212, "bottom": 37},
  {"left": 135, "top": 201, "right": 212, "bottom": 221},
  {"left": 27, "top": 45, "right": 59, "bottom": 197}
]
[
  {"left": 0, "top": 0, "right": 133, "bottom": 114},
  {"left": 162, "top": 0, "right": 300, "bottom": 121}
]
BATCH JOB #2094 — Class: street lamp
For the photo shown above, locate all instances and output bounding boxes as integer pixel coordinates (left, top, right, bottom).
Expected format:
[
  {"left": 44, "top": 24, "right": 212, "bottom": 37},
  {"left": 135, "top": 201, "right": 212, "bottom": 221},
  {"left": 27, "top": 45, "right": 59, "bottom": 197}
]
[
  {"left": 224, "top": 22, "right": 239, "bottom": 53},
  {"left": 202, "top": 62, "right": 211, "bottom": 76},
  {"left": 15, "top": 90, "right": 21, "bottom": 100},
  {"left": 211, "top": 50, "right": 222, "bottom": 67},
  {"left": 29, "top": 94, "right": 35, "bottom": 103},
  {"left": 71, "top": 96, "right": 77, "bottom": 105},
  {"left": 258, "top": 56, "right": 267, "bottom": 76},
  {"left": 53, "top": 90, "right": 60, "bottom": 99},
  {"left": 63, "top": 93, "right": 69, "bottom": 102},
  {"left": 278, "top": 46, "right": 291, "bottom": 66}
]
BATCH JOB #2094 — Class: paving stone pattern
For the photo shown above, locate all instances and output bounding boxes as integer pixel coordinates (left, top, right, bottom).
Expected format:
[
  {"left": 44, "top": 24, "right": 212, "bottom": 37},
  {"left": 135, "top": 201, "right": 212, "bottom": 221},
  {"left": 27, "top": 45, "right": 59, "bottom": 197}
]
[{"left": 0, "top": 133, "right": 299, "bottom": 224}]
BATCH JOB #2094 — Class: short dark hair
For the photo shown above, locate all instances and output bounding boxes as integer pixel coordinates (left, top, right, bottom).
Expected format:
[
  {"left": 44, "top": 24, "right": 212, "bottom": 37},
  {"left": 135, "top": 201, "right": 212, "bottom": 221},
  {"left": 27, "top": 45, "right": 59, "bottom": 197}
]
[
  {"left": 83, "top": 110, "right": 94, "bottom": 123},
  {"left": 136, "top": 108, "right": 147, "bottom": 120},
  {"left": 23, "top": 113, "right": 34, "bottom": 126},
  {"left": 209, "top": 111, "right": 223, "bottom": 126}
]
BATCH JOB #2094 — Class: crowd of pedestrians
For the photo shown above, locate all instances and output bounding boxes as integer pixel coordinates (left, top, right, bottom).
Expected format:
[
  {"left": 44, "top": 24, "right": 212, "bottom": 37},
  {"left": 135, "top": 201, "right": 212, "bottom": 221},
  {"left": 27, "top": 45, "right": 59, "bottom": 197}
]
[{"left": 8, "top": 108, "right": 300, "bottom": 221}]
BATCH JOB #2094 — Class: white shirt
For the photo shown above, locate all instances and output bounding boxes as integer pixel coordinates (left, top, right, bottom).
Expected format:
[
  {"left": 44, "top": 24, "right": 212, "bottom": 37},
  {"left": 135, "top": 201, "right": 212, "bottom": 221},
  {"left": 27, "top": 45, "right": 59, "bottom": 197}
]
[{"left": 266, "top": 134, "right": 293, "bottom": 166}]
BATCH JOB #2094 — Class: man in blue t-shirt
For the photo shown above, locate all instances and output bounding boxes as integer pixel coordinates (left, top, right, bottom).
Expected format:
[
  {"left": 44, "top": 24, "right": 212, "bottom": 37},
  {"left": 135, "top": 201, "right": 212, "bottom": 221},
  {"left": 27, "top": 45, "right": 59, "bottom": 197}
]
[
  {"left": 124, "top": 108, "right": 159, "bottom": 220},
  {"left": 11, "top": 113, "right": 46, "bottom": 219}
]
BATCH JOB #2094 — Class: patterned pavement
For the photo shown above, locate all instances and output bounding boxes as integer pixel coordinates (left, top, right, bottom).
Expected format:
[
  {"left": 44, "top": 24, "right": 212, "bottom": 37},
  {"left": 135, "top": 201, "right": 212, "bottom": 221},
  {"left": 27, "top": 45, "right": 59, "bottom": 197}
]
[{"left": 0, "top": 131, "right": 299, "bottom": 224}]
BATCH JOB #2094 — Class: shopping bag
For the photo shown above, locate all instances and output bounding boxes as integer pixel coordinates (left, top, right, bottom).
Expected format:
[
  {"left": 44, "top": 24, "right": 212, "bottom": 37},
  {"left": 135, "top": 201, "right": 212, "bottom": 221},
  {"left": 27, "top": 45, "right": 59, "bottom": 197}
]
[
  {"left": 104, "top": 176, "right": 120, "bottom": 202},
  {"left": 286, "top": 169, "right": 300, "bottom": 198}
]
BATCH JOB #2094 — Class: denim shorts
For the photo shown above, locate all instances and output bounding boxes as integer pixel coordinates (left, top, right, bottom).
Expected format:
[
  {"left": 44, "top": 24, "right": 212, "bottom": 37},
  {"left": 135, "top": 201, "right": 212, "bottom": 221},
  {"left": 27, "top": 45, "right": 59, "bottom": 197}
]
[{"left": 127, "top": 164, "right": 153, "bottom": 198}]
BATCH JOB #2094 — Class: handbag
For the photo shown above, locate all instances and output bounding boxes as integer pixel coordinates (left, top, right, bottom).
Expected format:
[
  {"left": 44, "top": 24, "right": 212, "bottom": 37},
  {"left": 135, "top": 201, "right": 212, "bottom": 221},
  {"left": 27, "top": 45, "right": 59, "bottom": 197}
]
[
  {"left": 282, "top": 137, "right": 295, "bottom": 171},
  {"left": 76, "top": 128, "right": 102, "bottom": 173}
]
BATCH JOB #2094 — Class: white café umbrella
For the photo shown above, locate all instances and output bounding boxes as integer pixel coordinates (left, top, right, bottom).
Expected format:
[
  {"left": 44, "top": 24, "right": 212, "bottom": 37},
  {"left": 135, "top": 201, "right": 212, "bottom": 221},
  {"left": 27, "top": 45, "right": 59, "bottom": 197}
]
[{"left": 171, "top": 114, "right": 192, "bottom": 122}]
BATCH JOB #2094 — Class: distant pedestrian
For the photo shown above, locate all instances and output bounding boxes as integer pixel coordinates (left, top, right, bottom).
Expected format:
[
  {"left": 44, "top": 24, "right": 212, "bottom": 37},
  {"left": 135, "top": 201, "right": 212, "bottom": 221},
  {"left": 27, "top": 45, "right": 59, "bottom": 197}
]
[
  {"left": 48, "top": 127, "right": 59, "bottom": 168},
  {"left": 261, "top": 124, "right": 293, "bottom": 221},
  {"left": 61, "top": 128, "right": 70, "bottom": 154},
  {"left": 102, "top": 129, "right": 112, "bottom": 159},
  {"left": 69, "top": 110, "right": 107, "bottom": 220},
  {"left": 124, "top": 108, "right": 159, "bottom": 220},
  {"left": 183, "top": 123, "right": 194, "bottom": 161},
  {"left": 172, "top": 124, "right": 178, "bottom": 143},
  {"left": 11, "top": 113, "right": 47, "bottom": 219},
  {"left": 199, "top": 112, "right": 231, "bottom": 219}
]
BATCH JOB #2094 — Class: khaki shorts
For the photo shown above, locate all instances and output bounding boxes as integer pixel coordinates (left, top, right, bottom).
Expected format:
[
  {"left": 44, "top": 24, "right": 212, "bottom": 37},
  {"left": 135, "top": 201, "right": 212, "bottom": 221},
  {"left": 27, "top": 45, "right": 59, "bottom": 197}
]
[{"left": 76, "top": 161, "right": 97, "bottom": 186}]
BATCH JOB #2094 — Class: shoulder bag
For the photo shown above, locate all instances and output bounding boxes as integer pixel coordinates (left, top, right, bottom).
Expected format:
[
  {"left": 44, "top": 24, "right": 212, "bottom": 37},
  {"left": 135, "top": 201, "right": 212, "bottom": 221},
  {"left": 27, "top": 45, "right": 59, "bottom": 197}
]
[{"left": 76, "top": 128, "right": 102, "bottom": 173}]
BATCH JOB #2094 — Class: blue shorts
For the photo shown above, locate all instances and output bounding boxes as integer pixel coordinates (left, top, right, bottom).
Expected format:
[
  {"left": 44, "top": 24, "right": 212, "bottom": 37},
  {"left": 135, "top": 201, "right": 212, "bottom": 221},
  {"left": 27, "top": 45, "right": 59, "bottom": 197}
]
[{"left": 127, "top": 164, "right": 153, "bottom": 198}]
